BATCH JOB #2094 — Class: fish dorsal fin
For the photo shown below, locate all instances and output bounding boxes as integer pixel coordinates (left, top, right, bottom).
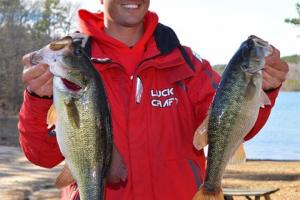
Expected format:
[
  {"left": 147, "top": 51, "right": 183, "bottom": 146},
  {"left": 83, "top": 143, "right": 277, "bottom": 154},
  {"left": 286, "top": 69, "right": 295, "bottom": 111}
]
[
  {"left": 47, "top": 104, "right": 57, "bottom": 129},
  {"left": 193, "top": 115, "right": 209, "bottom": 151},
  {"left": 229, "top": 143, "right": 247, "bottom": 165},
  {"left": 55, "top": 164, "right": 75, "bottom": 189},
  {"left": 107, "top": 145, "right": 128, "bottom": 183}
]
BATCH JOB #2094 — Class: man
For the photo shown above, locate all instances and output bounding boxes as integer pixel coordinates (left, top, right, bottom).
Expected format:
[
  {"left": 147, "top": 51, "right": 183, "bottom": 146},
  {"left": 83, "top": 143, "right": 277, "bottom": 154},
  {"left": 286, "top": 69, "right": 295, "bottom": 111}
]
[{"left": 19, "top": 0, "right": 289, "bottom": 199}]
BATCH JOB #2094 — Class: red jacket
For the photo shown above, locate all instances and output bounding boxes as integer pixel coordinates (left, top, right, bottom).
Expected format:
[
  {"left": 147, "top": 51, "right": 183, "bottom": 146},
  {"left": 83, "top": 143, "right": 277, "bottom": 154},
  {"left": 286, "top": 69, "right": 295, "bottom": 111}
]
[{"left": 18, "top": 10, "right": 279, "bottom": 200}]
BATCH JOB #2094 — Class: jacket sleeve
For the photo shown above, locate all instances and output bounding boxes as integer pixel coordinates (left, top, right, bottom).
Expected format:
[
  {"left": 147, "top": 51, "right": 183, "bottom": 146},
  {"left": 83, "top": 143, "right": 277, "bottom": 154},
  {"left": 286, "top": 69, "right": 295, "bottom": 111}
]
[
  {"left": 18, "top": 90, "right": 64, "bottom": 168},
  {"left": 185, "top": 48, "right": 280, "bottom": 141}
]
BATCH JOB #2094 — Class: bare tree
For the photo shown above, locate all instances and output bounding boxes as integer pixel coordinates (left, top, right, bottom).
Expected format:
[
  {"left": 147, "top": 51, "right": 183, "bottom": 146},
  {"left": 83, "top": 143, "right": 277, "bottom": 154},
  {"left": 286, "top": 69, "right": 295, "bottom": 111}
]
[
  {"left": 0, "top": 0, "right": 79, "bottom": 117},
  {"left": 285, "top": 3, "right": 300, "bottom": 26}
]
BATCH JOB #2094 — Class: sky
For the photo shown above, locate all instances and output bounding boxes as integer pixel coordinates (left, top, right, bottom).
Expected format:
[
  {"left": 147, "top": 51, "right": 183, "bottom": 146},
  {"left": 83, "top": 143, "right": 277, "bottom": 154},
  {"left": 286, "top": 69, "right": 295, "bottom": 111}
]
[{"left": 75, "top": 0, "right": 300, "bottom": 65}]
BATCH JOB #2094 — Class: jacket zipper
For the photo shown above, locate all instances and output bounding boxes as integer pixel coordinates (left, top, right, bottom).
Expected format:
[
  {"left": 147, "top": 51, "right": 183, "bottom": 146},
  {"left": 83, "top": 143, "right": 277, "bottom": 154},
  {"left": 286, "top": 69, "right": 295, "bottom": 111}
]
[
  {"left": 133, "top": 53, "right": 163, "bottom": 104},
  {"left": 91, "top": 53, "right": 163, "bottom": 105}
]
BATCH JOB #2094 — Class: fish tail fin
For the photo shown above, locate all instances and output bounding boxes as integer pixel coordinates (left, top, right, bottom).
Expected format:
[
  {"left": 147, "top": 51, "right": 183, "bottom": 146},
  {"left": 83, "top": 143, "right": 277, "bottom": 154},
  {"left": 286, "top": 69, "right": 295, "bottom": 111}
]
[
  {"left": 229, "top": 143, "right": 247, "bottom": 165},
  {"left": 47, "top": 104, "right": 57, "bottom": 129},
  {"left": 192, "top": 186, "right": 224, "bottom": 200}
]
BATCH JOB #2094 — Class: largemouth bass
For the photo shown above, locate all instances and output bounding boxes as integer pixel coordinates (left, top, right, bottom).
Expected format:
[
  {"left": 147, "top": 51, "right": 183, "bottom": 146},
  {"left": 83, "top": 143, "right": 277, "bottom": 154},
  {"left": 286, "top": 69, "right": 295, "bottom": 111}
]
[
  {"left": 193, "top": 35, "right": 272, "bottom": 200},
  {"left": 31, "top": 36, "right": 126, "bottom": 200}
]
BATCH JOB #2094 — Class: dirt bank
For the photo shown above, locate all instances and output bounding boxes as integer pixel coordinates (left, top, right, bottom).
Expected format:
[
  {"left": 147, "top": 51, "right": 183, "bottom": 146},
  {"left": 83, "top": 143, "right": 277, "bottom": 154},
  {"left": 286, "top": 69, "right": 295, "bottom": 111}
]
[
  {"left": 223, "top": 160, "right": 300, "bottom": 200},
  {"left": 1, "top": 145, "right": 299, "bottom": 199},
  {"left": 0, "top": 146, "right": 63, "bottom": 200},
  {"left": 1, "top": 118, "right": 299, "bottom": 199}
]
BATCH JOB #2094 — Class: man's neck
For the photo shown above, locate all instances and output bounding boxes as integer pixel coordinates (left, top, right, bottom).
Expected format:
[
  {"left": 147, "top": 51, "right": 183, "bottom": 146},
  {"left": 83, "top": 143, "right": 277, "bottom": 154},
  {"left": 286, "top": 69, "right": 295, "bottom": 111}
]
[{"left": 104, "top": 23, "right": 144, "bottom": 47}]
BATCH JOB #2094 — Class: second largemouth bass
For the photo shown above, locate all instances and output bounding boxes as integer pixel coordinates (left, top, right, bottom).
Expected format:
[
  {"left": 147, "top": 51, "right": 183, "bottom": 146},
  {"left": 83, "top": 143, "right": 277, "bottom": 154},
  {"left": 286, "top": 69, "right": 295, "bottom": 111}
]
[{"left": 193, "top": 35, "right": 271, "bottom": 200}]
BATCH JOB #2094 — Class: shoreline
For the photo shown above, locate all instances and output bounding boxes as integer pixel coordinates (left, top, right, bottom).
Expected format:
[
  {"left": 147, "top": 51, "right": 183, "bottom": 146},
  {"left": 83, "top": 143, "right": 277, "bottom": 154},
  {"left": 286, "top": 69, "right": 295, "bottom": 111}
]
[
  {"left": 223, "top": 160, "right": 300, "bottom": 200},
  {"left": 247, "top": 159, "right": 300, "bottom": 162}
]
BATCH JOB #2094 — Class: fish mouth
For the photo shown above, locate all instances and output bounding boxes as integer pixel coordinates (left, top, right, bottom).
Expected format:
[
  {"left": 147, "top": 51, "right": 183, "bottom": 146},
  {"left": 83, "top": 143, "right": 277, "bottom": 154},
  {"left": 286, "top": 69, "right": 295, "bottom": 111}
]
[
  {"left": 249, "top": 35, "right": 272, "bottom": 58},
  {"left": 241, "top": 35, "right": 272, "bottom": 74}
]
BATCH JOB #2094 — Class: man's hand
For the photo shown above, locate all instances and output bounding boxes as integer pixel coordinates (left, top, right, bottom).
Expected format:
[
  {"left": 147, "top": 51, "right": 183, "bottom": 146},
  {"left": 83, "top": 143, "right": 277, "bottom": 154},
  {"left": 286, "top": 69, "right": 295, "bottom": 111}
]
[
  {"left": 22, "top": 53, "right": 53, "bottom": 97},
  {"left": 262, "top": 46, "right": 289, "bottom": 91}
]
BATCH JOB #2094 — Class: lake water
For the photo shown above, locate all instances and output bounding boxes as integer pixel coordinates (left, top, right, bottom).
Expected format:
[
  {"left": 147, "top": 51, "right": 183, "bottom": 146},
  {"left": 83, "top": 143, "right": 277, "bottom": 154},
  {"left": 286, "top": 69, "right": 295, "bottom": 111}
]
[{"left": 245, "top": 92, "right": 300, "bottom": 160}]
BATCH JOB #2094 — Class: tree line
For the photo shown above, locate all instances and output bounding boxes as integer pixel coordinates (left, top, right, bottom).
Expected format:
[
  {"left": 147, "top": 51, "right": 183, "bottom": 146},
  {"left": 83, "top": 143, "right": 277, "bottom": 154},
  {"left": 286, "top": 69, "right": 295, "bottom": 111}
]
[
  {"left": 0, "top": 1, "right": 299, "bottom": 117},
  {"left": 0, "top": 0, "right": 78, "bottom": 117},
  {"left": 285, "top": 2, "right": 300, "bottom": 27}
]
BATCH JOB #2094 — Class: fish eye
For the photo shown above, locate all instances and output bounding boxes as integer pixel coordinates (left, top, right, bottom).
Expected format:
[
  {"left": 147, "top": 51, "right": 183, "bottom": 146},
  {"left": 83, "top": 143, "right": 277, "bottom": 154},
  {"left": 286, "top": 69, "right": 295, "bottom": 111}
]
[
  {"left": 74, "top": 48, "right": 82, "bottom": 56},
  {"left": 240, "top": 62, "right": 249, "bottom": 72}
]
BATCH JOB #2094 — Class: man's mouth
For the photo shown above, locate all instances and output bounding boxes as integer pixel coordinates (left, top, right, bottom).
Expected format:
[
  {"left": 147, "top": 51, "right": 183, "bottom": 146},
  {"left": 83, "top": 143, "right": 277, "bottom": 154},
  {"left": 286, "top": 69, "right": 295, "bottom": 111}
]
[{"left": 121, "top": 4, "right": 140, "bottom": 9}]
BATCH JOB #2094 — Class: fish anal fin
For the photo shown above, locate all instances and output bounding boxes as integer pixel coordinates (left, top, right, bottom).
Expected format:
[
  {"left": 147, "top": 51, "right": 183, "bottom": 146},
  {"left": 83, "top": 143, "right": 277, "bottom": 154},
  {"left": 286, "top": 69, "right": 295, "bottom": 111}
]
[
  {"left": 47, "top": 104, "right": 57, "bottom": 129},
  {"left": 55, "top": 164, "right": 75, "bottom": 189},
  {"left": 192, "top": 186, "right": 224, "bottom": 200},
  {"left": 107, "top": 145, "right": 128, "bottom": 184},
  {"left": 193, "top": 115, "right": 209, "bottom": 150},
  {"left": 229, "top": 143, "right": 247, "bottom": 165}
]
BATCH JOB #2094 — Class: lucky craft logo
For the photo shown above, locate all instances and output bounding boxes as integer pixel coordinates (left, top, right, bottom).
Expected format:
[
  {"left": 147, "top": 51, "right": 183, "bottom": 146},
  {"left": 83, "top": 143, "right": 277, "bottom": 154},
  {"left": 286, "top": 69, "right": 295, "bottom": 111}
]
[{"left": 150, "top": 87, "right": 178, "bottom": 108}]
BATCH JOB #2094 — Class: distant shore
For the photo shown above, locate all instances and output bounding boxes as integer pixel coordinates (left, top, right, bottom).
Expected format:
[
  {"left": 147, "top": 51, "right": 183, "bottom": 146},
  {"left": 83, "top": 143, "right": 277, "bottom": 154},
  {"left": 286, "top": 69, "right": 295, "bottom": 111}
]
[
  {"left": 247, "top": 158, "right": 300, "bottom": 162},
  {"left": 213, "top": 56, "right": 300, "bottom": 92}
]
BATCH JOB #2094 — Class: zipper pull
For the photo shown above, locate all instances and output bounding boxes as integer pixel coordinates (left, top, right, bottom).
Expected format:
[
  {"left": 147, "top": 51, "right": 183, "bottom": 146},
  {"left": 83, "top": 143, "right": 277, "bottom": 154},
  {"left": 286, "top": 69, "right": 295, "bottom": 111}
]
[{"left": 135, "top": 76, "right": 143, "bottom": 104}]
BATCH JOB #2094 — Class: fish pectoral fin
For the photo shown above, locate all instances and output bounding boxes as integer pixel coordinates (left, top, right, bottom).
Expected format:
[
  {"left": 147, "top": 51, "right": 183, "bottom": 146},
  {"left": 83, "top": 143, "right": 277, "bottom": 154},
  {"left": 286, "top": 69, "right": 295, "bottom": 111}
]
[
  {"left": 64, "top": 97, "right": 80, "bottom": 129},
  {"left": 229, "top": 143, "right": 247, "bottom": 165},
  {"left": 193, "top": 115, "right": 209, "bottom": 151},
  {"left": 192, "top": 186, "right": 224, "bottom": 200},
  {"left": 260, "top": 90, "right": 271, "bottom": 108},
  {"left": 244, "top": 75, "right": 258, "bottom": 101},
  {"left": 55, "top": 164, "right": 75, "bottom": 189},
  {"left": 107, "top": 145, "right": 128, "bottom": 184},
  {"left": 47, "top": 104, "right": 57, "bottom": 129}
]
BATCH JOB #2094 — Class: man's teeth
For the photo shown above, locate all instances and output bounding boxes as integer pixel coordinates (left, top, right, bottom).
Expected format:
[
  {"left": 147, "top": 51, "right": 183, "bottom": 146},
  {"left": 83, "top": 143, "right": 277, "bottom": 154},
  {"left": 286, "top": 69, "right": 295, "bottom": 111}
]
[{"left": 122, "top": 4, "right": 139, "bottom": 9}]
